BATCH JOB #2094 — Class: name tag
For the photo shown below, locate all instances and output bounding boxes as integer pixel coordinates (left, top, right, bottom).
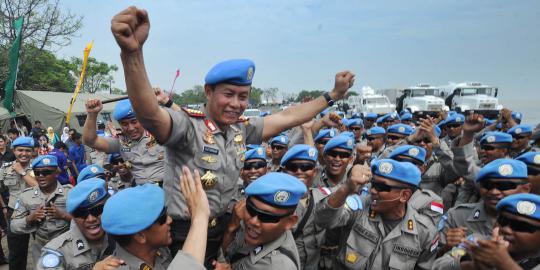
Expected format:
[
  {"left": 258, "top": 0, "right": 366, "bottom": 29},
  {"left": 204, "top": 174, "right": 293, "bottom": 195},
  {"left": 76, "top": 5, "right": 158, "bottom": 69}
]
[
  {"left": 121, "top": 147, "right": 131, "bottom": 152},
  {"left": 354, "top": 225, "right": 379, "bottom": 244},
  {"left": 203, "top": 146, "right": 219, "bottom": 155},
  {"left": 393, "top": 244, "right": 420, "bottom": 257}
]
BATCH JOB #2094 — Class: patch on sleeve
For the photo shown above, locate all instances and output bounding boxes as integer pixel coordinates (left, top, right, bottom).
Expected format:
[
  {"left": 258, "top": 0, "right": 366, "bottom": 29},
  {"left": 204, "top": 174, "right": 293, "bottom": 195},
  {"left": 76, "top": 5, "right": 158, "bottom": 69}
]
[
  {"left": 430, "top": 201, "right": 444, "bottom": 214},
  {"left": 430, "top": 235, "right": 440, "bottom": 252}
]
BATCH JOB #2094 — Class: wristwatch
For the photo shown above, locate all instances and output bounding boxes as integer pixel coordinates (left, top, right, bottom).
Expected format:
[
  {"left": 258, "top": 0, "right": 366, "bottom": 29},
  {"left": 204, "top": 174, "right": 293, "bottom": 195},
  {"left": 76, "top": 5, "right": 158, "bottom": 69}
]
[
  {"left": 323, "top": 92, "right": 335, "bottom": 106},
  {"left": 19, "top": 170, "right": 27, "bottom": 177}
]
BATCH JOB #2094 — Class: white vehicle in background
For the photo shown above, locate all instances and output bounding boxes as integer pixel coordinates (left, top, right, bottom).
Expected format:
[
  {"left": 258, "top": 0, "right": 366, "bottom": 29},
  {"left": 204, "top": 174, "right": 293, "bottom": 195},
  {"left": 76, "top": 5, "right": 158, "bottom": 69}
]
[
  {"left": 347, "top": 86, "right": 396, "bottom": 117},
  {"left": 243, "top": 109, "right": 261, "bottom": 119},
  {"left": 397, "top": 84, "right": 448, "bottom": 117},
  {"left": 441, "top": 82, "right": 502, "bottom": 119}
]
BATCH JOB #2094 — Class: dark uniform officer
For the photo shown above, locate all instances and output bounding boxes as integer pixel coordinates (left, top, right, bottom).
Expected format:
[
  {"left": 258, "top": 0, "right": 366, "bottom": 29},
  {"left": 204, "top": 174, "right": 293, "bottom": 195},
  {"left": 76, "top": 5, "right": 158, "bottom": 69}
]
[
  {"left": 400, "top": 112, "right": 413, "bottom": 126},
  {"left": 313, "top": 128, "right": 338, "bottom": 182},
  {"left": 344, "top": 118, "right": 364, "bottom": 143},
  {"left": 508, "top": 124, "right": 534, "bottom": 158},
  {"left": 312, "top": 134, "right": 355, "bottom": 188},
  {"left": 315, "top": 159, "right": 440, "bottom": 270},
  {"left": 224, "top": 172, "right": 305, "bottom": 270},
  {"left": 365, "top": 126, "right": 387, "bottom": 161},
  {"left": 376, "top": 112, "right": 400, "bottom": 131},
  {"left": 516, "top": 151, "right": 540, "bottom": 194},
  {"left": 36, "top": 178, "right": 114, "bottom": 270},
  {"left": 11, "top": 155, "right": 72, "bottom": 263},
  {"left": 102, "top": 184, "right": 205, "bottom": 270},
  {"left": 379, "top": 123, "right": 415, "bottom": 158},
  {"left": 438, "top": 113, "right": 464, "bottom": 147},
  {"left": 269, "top": 134, "right": 289, "bottom": 172},
  {"left": 0, "top": 136, "right": 35, "bottom": 270},
  {"left": 363, "top": 112, "right": 378, "bottom": 129},
  {"left": 235, "top": 146, "right": 268, "bottom": 203},
  {"left": 76, "top": 164, "right": 106, "bottom": 184},
  {"left": 107, "top": 153, "right": 134, "bottom": 194}
]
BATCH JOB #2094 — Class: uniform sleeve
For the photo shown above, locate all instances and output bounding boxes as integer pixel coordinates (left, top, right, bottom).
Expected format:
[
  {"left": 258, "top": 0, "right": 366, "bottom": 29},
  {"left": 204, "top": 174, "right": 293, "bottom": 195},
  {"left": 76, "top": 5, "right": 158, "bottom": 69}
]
[
  {"left": 431, "top": 252, "right": 462, "bottom": 270},
  {"left": 104, "top": 137, "right": 121, "bottom": 153},
  {"left": 163, "top": 108, "right": 192, "bottom": 148},
  {"left": 451, "top": 141, "right": 480, "bottom": 180},
  {"left": 434, "top": 141, "right": 460, "bottom": 184},
  {"left": 314, "top": 197, "right": 354, "bottom": 229},
  {"left": 245, "top": 117, "right": 264, "bottom": 145},
  {"left": 10, "top": 198, "right": 37, "bottom": 234},
  {"left": 268, "top": 253, "right": 299, "bottom": 270},
  {"left": 415, "top": 222, "right": 439, "bottom": 270},
  {"left": 167, "top": 251, "right": 206, "bottom": 270}
]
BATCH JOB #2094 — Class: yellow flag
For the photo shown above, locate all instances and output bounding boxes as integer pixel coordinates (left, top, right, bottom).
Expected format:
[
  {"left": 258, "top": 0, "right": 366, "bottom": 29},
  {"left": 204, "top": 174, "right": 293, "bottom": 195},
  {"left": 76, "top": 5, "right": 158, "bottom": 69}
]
[{"left": 66, "top": 40, "right": 94, "bottom": 125}]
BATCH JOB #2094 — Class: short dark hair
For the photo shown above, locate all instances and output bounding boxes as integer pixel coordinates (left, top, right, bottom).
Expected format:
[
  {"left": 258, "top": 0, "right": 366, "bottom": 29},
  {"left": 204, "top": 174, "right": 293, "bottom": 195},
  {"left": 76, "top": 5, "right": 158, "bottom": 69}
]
[
  {"left": 109, "top": 233, "right": 133, "bottom": 247},
  {"left": 34, "top": 120, "right": 41, "bottom": 124},
  {"left": 69, "top": 128, "right": 77, "bottom": 133},
  {"left": 72, "top": 133, "right": 82, "bottom": 140},
  {"left": 0, "top": 135, "right": 6, "bottom": 141},
  {"left": 7, "top": 128, "right": 20, "bottom": 136},
  {"left": 54, "top": 141, "right": 67, "bottom": 150}
]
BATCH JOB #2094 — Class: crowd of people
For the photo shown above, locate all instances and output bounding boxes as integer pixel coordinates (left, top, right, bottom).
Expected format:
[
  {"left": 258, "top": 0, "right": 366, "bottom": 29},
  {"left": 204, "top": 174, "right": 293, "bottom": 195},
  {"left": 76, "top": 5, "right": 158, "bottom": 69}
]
[{"left": 0, "top": 5, "right": 539, "bottom": 270}]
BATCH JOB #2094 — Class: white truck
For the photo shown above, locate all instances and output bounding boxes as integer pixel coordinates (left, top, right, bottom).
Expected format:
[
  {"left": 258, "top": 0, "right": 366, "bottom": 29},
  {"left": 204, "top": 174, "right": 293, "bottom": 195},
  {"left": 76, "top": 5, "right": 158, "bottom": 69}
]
[
  {"left": 396, "top": 84, "right": 448, "bottom": 117},
  {"left": 347, "top": 86, "right": 396, "bottom": 117},
  {"left": 441, "top": 82, "right": 502, "bottom": 119}
]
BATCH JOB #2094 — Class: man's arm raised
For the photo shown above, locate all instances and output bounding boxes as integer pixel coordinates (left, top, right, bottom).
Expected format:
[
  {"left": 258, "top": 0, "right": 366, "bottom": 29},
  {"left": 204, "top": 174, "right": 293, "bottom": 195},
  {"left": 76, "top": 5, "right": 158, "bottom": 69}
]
[
  {"left": 82, "top": 99, "right": 111, "bottom": 152},
  {"left": 111, "top": 6, "right": 172, "bottom": 143},
  {"left": 262, "top": 71, "right": 355, "bottom": 140}
]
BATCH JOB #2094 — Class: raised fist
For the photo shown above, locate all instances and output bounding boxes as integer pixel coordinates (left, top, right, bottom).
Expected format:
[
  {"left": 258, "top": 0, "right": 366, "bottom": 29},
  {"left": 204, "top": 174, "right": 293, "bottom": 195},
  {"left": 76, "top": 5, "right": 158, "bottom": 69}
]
[{"left": 111, "top": 6, "right": 150, "bottom": 53}]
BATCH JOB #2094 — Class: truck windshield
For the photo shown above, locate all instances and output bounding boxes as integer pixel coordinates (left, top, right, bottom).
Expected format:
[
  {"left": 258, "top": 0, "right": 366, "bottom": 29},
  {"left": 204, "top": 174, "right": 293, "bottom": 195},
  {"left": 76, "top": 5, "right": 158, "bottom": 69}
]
[
  {"left": 363, "top": 97, "right": 388, "bottom": 105},
  {"left": 411, "top": 89, "right": 439, "bottom": 97},
  {"left": 461, "top": 88, "right": 495, "bottom": 96}
]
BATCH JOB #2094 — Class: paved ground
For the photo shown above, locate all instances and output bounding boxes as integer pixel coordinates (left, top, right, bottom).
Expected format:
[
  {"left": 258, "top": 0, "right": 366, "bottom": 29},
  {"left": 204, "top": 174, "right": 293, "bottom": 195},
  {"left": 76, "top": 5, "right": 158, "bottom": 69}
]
[{"left": 0, "top": 235, "right": 34, "bottom": 270}]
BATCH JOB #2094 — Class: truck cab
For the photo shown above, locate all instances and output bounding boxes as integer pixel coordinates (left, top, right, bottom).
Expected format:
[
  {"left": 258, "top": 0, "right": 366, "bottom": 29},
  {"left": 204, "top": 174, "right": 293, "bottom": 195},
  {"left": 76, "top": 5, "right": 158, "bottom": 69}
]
[
  {"left": 397, "top": 84, "right": 448, "bottom": 117},
  {"left": 347, "top": 86, "right": 396, "bottom": 117},
  {"left": 442, "top": 82, "right": 502, "bottom": 119}
]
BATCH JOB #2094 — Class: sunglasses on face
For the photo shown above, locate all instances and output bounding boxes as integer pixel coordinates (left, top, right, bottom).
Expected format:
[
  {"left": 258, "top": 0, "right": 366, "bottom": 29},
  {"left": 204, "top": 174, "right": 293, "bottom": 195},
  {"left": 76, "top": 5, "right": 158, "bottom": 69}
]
[
  {"left": 512, "top": 135, "right": 529, "bottom": 140},
  {"left": 246, "top": 199, "right": 293, "bottom": 223},
  {"left": 350, "top": 127, "right": 363, "bottom": 131},
  {"left": 326, "top": 150, "right": 352, "bottom": 159},
  {"left": 497, "top": 215, "right": 540, "bottom": 233},
  {"left": 479, "top": 180, "right": 526, "bottom": 191},
  {"left": 72, "top": 203, "right": 105, "bottom": 219},
  {"left": 387, "top": 135, "right": 403, "bottom": 141},
  {"left": 412, "top": 138, "right": 431, "bottom": 144},
  {"left": 446, "top": 124, "right": 462, "bottom": 129},
  {"left": 480, "top": 144, "right": 503, "bottom": 151},
  {"left": 271, "top": 145, "right": 286, "bottom": 151},
  {"left": 155, "top": 206, "right": 168, "bottom": 225},
  {"left": 316, "top": 139, "right": 330, "bottom": 145},
  {"left": 285, "top": 162, "right": 315, "bottom": 172},
  {"left": 366, "top": 136, "right": 379, "bottom": 141},
  {"left": 34, "top": 170, "right": 56, "bottom": 177},
  {"left": 528, "top": 166, "right": 540, "bottom": 176},
  {"left": 244, "top": 161, "right": 267, "bottom": 170},
  {"left": 370, "top": 180, "right": 409, "bottom": 193}
]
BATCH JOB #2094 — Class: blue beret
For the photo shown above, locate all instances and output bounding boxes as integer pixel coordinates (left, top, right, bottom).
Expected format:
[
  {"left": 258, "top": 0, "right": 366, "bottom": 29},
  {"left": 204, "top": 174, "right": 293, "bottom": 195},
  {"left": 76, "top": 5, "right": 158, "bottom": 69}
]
[
  {"left": 245, "top": 172, "right": 307, "bottom": 208},
  {"left": 400, "top": 113, "right": 413, "bottom": 121},
  {"left": 280, "top": 144, "right": 318, "bottom": 166},
  {"left": 400, "top": 109, "right": 411, "bottom": 116},
  {"left": 335, "top": 111, "right": 345, "bottom": 119},
  {"left": 245, "top": 146, "right": 267, "bottom": 161},
  {"left": 270, "top": 134, "right": 289, "bottom": 146},
  {"left": 246, "top": 144, "right": 261, "bottom": 151},
  {"left": 376, "top": 112, "right": 399, "bottom": 124},
  {"left": 511, "top": 111, "right": 523, "bottom": 121},
  {"left": 113, "top": 99, "right": 135, "bottom": 121},
  {"left": 351, "top": 112, "right": 361, "bottom": 119},
  {"left": 66, "top": 178, "right": 107, "bottom": 213},
  {"left": 366, "top": 126, "right": 386, "bottom": 137},
  {"left": 508, "top": 124, "right": 533, "bottom": 136},
  {"left": 364, "top": 112, "right": 378, "bottom": 119},
  {"left": 11, "top": 136, "right": 34, "bottom": 149},
  {"left": 515, "top": 152, "right": 540, "bottom": 169},
  {"left": 387, "top": 124, "right": 414, "bottom": 136},
  {"left": 32, "top": 155, "right": 58, "bottom": 168},
  {"left": 108, "top": 153, "right": 122, "bottom": 163},
  {"left": 388, "top": 145, "right": 427, "bottom": 164},
  {"left": 77, "top": 164, "right": 105, "bottom": 184},
  {"left": 475, "top": 158, "right": 528, "bottom": 182},
  {"left": 324, "top": 134, "right": 355, "bottom": 153},
  {"left": 447, "top": 111, "right": 458, "bottom": 118},
  {"left": 371, "top": 159, "right": 421, "bottom": 187},
  {"left": 435, "top": 126, "right": 442, "bottom": 138},
  {"left": 102, "top": 184, "right": 165, "bottom": 235},
  {"left": 480, "top": 132, "right": 513, "bottom": 145},
  {"left": 345, "top": 118, "right": 363, "bottom": 128},
  {"left": 314, "top": 128, "right": 337, "bottom": 142},
  {"left": 444, "top": 114, "right": 465, "bottom": 125},
  {"left": 205, "top": 59, "right": 255, "bottom": 86},
  {"left": 340, "top": 131, "right": 355, "bottom": 140},
  {"left": 497, "top": 193, "right": 540, "bottom": 221}
]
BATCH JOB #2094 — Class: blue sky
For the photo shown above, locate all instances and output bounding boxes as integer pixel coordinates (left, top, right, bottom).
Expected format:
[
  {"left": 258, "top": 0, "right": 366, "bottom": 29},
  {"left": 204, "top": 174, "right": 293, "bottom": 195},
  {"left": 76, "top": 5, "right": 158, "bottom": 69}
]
[{"left": 58, "top": 1, "right": 540, "bottom": 103}]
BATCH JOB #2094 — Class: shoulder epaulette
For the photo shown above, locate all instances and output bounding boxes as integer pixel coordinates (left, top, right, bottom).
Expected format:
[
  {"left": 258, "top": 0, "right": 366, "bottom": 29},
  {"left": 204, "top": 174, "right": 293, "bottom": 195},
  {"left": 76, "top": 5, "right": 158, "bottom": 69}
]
[
  {"left": 181, "top": 107, "right": 206, "bottom": 118},
  {"left": 2, "top": 162, "right": 13, "bottom": 168},
  {"left": 21, "top": 187, "right": 34, "bottom": 193}
]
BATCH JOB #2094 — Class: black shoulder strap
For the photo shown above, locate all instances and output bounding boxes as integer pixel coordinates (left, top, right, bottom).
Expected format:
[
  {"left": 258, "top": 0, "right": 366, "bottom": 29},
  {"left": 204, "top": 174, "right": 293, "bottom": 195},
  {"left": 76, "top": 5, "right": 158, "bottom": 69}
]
[
  {"left": 277, "top": 246, "right": 300, "bottom": 270},
  {"left": 102, "top": 235, "right": 116, "bottom": 258},
  {"left": 293, "top": 190, "right": 315, "bottom": 239}
]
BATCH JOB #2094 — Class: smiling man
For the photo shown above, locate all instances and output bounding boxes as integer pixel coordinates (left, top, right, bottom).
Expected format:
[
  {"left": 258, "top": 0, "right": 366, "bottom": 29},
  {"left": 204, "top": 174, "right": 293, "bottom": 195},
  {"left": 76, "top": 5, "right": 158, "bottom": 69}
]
[
  {"left": 36, "top": 178, "right": 114, "bottom": 270},
  {"left": 10, "top": 155, "right": 72, "bottom": 264},
  {"left": 313, "top": 134, "right": 354, "bottom": 188},
  {"left": 109, "top": 6, "right": 355, "bottom": 265}
]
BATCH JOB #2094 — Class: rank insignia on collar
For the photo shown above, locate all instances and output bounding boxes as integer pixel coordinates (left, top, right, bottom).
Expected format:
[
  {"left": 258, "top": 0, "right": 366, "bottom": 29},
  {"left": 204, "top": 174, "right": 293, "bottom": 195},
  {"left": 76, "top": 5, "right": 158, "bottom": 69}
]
[
  {"left": 201, "top": 155, "right": 217, "bottom": 163},
  {"left": 182, "top": 107, "right": 205, "bottom": 118},
  {"left": 473, "top": 209, "right": 480, "bottom": 219},
  {"left": 204, "top": 119, "right": 218, "bottom": 132},
  {"left": 200, "top": 171, "right": 217, "bottom": 189},
  {"left": 407, "top": 219, "right": 414, "bottom": 230},
  {"left": 369, "top": 209, "right": 376, "bottom": 218},
  {"left": 254, "top": 246, "right": 263, "bottom": 255},
  {"left": 140, "top": 263, "right": 152, "bottom": 270},
  {"left": 234, "top": 134, "right": 243, "bottom": 144},
  {"left": 203, "top": 131, "right": 215, "bottom": 144},
  {"left": 76, "top": 239, "right": 85, "bottom": 250}
]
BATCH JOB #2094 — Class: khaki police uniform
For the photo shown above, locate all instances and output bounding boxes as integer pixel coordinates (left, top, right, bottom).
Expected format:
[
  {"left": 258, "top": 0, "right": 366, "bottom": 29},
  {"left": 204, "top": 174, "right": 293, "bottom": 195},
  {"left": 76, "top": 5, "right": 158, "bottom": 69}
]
[
  {"left": 226, "top": 226, "right": 300, "bottom": 270},
  {"left": 315, "top": 195, "right": 439, "bottom": 270},
  {"left": 439, "top": 201, "right": 494, "bottom": 246},
  {"left": 0, "top": 161, "right": 34, "bottom": 209},
  {"left": 409, "top": 188, "right": 444, "bottom": 226},
  {"left": 36, "top": 220, "right": 115, "bottom": 270},
  {"left": 10, "top": 183, "right": 71, "bottom": 262},
  {"left": 107, "top": 176, "right": 132, "bottom": 195},
  {"left": 112, "top": 245, "right": 172, "bottom": 270},
  {"left": 105, "top": 131, "right": 165, "bottom": 185},
  {"left": 312, "top": 166, "right": 350, "bottom": 189}
]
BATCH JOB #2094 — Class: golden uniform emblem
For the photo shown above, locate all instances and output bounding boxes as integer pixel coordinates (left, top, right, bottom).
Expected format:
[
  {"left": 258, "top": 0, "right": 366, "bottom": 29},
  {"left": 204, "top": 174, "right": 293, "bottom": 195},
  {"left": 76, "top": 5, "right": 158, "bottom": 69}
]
[
  {"left": 203, "top": 131, "right": 215, "bottom": 144},
  {"left": 201, "top": 155, "right": 217, "bottom": 163},
  {"left": 234, "top": 134, "right": 243, "bottom": 144},
  {"left": 200, "top": 171, "right": 217, "bottom": 189}
]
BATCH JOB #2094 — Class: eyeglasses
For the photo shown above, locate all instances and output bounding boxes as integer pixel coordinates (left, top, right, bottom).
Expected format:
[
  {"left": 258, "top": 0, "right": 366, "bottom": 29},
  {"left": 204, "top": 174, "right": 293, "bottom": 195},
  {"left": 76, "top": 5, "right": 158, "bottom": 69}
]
[
  {"left": 479, "top": 180, "right": 526, "bottom": 191},
  {"left": 34, "top": 170, "right": 56, "bottom": 177},
  {"left": 411, "top": 138, "right": 431, "bottom": 144},
  {"left": 244, "top": 161, "right": 267, "bottom": 170},
  {"left": 284, "top": 162, "right": 315, "bottom": 172},
  {"left": 326, "top": 150, "right": 352, "bottom": 159},
  {"left": 370, "top": 180, "right": 410, "bottom": 192},
  {"left": 387, "top": 135, "right": 403, "bottom": 141},
  {"left": 245, "top": 199, "right": 293, "bottom": 223},
  {"left": 480, "top": 145, "right": 501, "bottom": 151},
  {"left": 72, "top": 203, "right": 105, "bottom": 219},
  {"left": 497, "top": 215, "right": 540, "bottom": 233},
  {"left": 155, "top": 207, "right": 168, "bottom": 225},
  {"left": 271, "top": 145, "right": 286, "bottom": 151},
  {"left": 446, "top": 124, "right": 462, "bottom": 129}
]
